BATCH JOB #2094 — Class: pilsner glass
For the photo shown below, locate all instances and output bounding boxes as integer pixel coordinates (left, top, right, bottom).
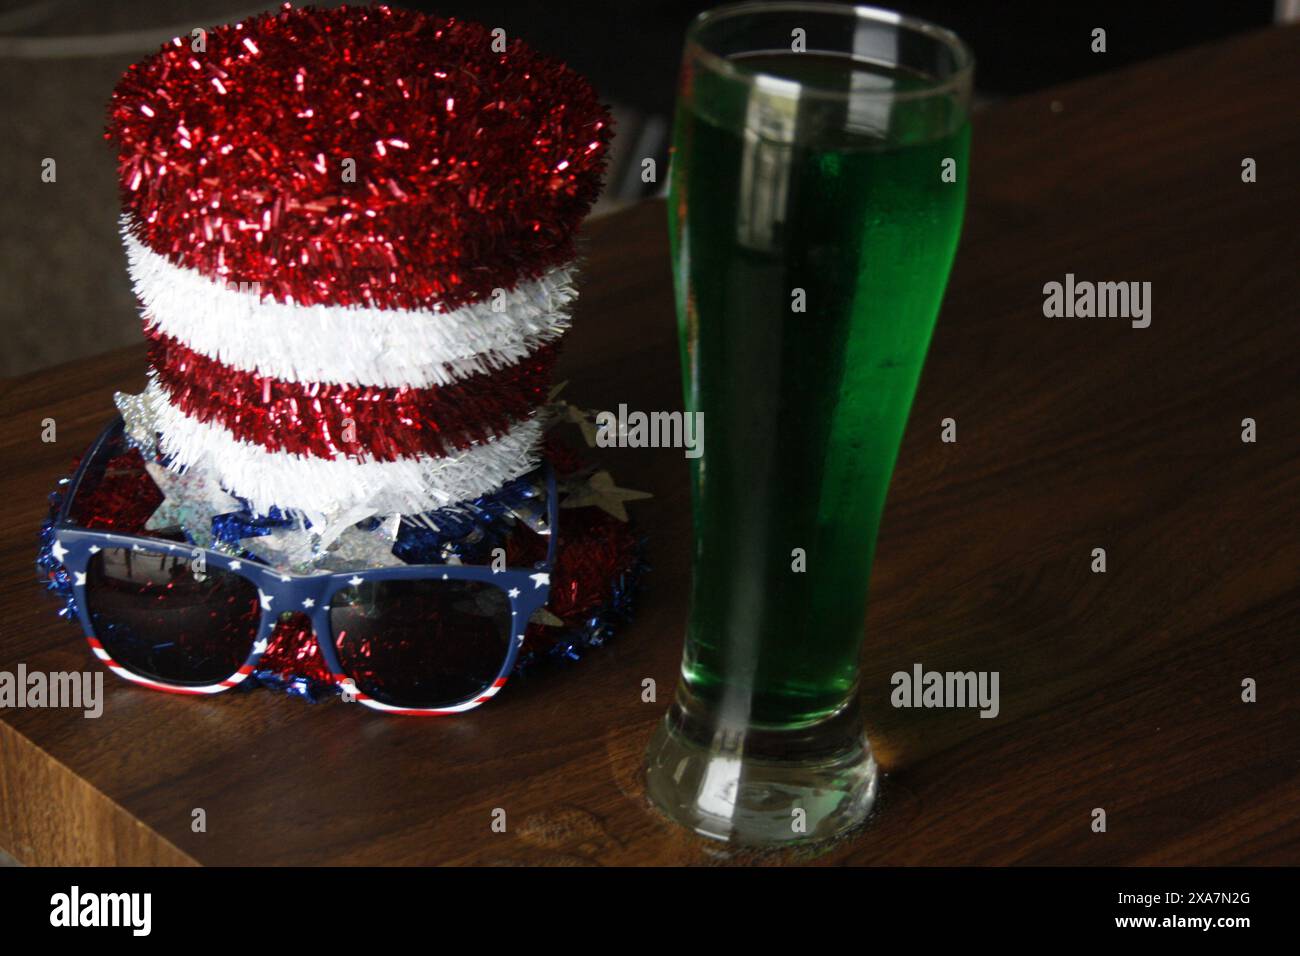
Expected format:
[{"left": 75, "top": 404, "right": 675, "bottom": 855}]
[{"left": 645, "top": 2, "right": 973, "bottom": 844}]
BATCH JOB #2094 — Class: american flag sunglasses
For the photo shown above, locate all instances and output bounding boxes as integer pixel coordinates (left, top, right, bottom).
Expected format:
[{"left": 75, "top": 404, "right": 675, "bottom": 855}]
[{"left": 46, "top": 417, "right": 557, "bottom": 715}]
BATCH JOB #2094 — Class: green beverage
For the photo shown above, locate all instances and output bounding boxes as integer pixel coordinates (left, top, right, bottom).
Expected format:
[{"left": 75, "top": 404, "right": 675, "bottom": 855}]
[
  {"left": 671, "top": 53, "right": 969, "bottom": 726},
  {"left": 647, "top": 4, "right": 972, "bottom": 845}
]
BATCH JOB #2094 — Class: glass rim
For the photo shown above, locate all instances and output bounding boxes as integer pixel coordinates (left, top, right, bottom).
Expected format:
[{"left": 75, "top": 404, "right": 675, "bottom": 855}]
[{"left": 685, "top": 1, "right": 975, "bottom": 102}]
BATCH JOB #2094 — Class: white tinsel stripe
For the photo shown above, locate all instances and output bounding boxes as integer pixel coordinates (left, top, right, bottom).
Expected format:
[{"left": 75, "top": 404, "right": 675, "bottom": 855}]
[
  {"left": 123, "top": 223, "right": 576, "bottom": 389},
  {"left": 138, "top": 381, "right": 545, "bottom": 516}
]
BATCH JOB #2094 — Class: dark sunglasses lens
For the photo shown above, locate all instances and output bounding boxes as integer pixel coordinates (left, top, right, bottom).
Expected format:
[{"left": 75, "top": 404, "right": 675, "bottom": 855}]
[
  {"left": 85, "top": 548, "right": 261, "bottom": 685},
  {"left": 331, "top": 578, "right": 513, "bottom": 709}
]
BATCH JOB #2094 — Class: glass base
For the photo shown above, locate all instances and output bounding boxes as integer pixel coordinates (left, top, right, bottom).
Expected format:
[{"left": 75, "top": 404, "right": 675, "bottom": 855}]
[{"left": 644, "top": 685, "right": 878, "bottom": 846}]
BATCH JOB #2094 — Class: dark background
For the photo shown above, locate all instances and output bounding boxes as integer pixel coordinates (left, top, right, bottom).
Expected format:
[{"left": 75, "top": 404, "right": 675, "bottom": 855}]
[
  {"left": 412, "top": 0, "right": 1277, "bottom": 111},
  {"left": 0, "top": 0, "right": 1281, "bottom": 377}
]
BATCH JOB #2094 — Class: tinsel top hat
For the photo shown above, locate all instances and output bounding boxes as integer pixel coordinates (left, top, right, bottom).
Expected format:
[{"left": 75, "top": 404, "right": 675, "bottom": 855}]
[
  {"left": 35, "top": 4, "right": 647, "bottom": 701},
  {"left": 107, "top": 3, "right": 610, "bottom": 519}
]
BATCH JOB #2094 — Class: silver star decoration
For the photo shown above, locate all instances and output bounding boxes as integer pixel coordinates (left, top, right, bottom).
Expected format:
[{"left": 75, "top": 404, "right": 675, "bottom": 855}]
[
  {"left": 258, "top": 590, "right": 273, "bottom": 612},
  {"left": 562, "top": 402, "right": 600, "bottom": 447},
  {"left": 508, "top": 587, "right": 520, "bottom": 599},
  {"left": 530, "top": 572, "right": 550, "bottom": 589},
  {"left": 50, "top": 539, "right": 68, "bottom": 563},
  {"left": 313, "top": 526, "right": 405, "bottom": 572},
  {"left": 253, "top": 638, "right": 268, "bottom": 654},
  {"left": 114, "top": 389, "right": 160, "bottom": 459},
  {"left": 74, "top": 571, "right": 86, "bottom": 587},
  {"left": 310, "top": 504, "right": 380, "bottom": 552},
  {"left": 561, "top": 470, "right": 651, "bottom": 522},
  {"left": 376, "top": 512, "right": 402, "bottom": 542},
  {"left": 228, "top": 560, "right": 242, "bottom": 571},
  {"left": 143, "top": 460, "right": 242, "bottom": 548},
  {"left": 237, "top": 524, "right": 319, "bottom": 573},
  {"left": 348, "top": 575, "right": 364, "bottom": 587},
  {"left": 301, "top": 597, "right": 315, "bottom": 609},
  {"left": 530, "top": 608, "right": 565, "bottom": 627},
  {"left": 88, "top": 544, "right": 101, "bottom": 555}
]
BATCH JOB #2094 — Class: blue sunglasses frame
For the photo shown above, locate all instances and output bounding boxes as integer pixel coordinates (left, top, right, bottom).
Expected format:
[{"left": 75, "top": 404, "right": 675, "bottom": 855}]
[{"left": 48, "top": 416, "right": 557, "bottom": 715}]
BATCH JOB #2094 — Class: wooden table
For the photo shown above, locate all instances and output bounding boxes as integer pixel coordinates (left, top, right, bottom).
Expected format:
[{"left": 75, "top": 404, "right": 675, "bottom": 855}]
[{"left": 2, "top": 25, "right": 1298, "bottom": 866}]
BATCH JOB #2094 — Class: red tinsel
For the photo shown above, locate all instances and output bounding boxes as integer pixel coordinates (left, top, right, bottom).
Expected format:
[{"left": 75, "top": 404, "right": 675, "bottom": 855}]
[
  {"left": 540, "top": 433, "right": 589, "bottom": 476},
  {"left": 148, "top": 330, "right": 559, "bottom": 461},
  {"left": 106, "top": 4, "right": 611, "bottom": 312},
  {"left": 70, "top": 453, "right": 163, "bottom": 531}
]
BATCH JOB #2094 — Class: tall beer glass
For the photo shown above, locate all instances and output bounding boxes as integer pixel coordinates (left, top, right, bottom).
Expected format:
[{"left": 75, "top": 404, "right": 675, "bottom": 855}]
[{"left": 645, "top": 3, "right": 973, "bottom": 844}]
